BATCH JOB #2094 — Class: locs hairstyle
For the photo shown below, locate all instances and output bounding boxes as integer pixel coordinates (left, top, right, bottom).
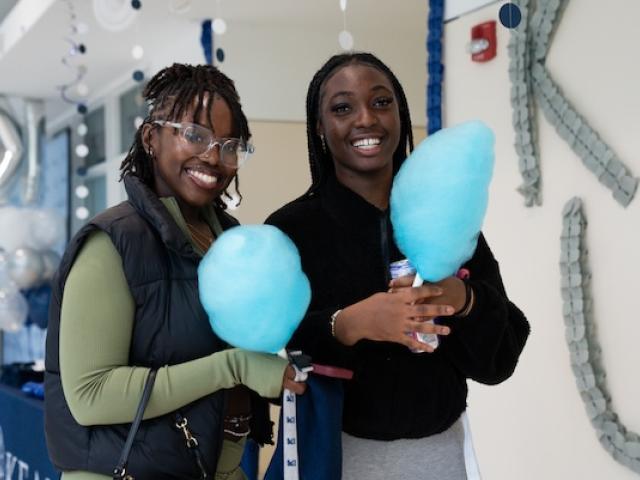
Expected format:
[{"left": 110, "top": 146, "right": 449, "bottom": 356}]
[
  {"left": 119, "top": 63, "right": 250, "bottom": 209},
  {"left": 305, "top": 52, "right": 414, "bottom": 194}
]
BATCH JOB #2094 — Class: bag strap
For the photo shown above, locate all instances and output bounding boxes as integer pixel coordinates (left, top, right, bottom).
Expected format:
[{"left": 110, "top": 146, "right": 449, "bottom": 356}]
[{"left": 113, "top": 369, "right": 157, "bottom": 480}]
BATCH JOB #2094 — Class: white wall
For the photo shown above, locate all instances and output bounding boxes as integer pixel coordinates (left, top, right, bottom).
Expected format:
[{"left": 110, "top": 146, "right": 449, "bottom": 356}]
[{"left": 444, "top": 2, "right": 640, "bottom": 479}]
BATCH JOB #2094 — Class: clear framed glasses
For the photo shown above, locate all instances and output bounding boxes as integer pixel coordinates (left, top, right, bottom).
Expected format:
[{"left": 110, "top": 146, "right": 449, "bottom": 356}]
[{"left": 153, "top": 120, "right": 254, "bottom": 168}]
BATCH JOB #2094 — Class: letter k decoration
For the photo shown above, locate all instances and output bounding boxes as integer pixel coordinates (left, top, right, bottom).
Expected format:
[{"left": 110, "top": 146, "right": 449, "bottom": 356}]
[{"left": 508, "top": 0, "right": 638, "bottom": 208}]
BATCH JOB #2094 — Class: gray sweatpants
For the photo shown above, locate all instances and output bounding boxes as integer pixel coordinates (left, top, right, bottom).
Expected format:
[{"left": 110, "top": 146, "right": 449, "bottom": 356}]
[{"left": 341, "top": 417, "right": 467, "bottom": 480}]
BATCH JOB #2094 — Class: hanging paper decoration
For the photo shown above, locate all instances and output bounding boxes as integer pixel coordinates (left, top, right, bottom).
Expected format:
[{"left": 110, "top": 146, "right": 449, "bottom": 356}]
[
  {"left": 92, "top": 0, "right": 139, "bottom": 31},
  {"left": 499, "top": 2, "right": 522, "bottom": 28},
  {"left": 58, "top": 0, "right": 89, "bottom": 114},
  {"left": 202, "top": 0, "right": 227, "bottom": 65},
  {"left": 426, "top": 0, "right": 444, "bottom": 134},
  {"left": 508, "top": 0, "right": 637, "bottom": 207},
  {"left": 131, "top": 45, "right": 144, "bottom": 60},
  {"left": 201, "top": 19, "right": 213, "bottom": 65},
  {"left": 212, "top": 18, "right": 227, "bottom": 35},
  {"left": 129, "top": 1, "right": 146, "bottom": 82},
  {"left": 560, "top": 198, "right": 640, "bottom": 474},
  {"left": 338, "top": 0, "right": 354, "bottom": 51}
]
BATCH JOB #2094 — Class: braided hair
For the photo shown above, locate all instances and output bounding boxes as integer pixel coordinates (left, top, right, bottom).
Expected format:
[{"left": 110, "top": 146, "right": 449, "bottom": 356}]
[
  {"left": 120, "top": 63, "right": 250, "bottom": 209},
  {"left": 305, "top": 52, "right": 414, "bottom": 195}
]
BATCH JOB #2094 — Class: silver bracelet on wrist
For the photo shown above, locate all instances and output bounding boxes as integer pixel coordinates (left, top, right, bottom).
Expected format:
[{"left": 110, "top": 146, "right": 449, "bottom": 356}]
[{"left": 330, "top": 309, "right": 342, "bottom": 338}]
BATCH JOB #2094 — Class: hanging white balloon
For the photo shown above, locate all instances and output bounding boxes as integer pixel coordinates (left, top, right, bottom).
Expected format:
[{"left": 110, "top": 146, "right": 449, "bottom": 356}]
[
  {"left": 76, "top": 144, "right": 89, "bottom": 158},
  {"left": 75, "top": 184, "right": 90, "bottom": 199},
  {"left": 0, "top": 250, "right": 13, "bottom": 287},
  {"left": 28, "top": 208, "right": 65, "bottom": 250},
  {"left": 0, "top": 288, "right": 29, "bottom": 333},
  {"left": 76, "top": 206, "right": 90, "bottom": 220},
  {"left": 339, "top": 30, "right": 354, "bottom": 50},
  {"left": 8, "top": 247, "right": 44, "bottom": 289},
  {"left": 212, "top": 18, "right": 227, "bottom": 35},
  {"left": 0, "top": 207, "right": 31, "bottom": 253},
  {"left": 77, "top": 123, "right": 88, "bottom": 136},
  {"left": 40, "top": 249, "right": 62, "bottom": 282},
  {"left": 131, "top": 44, "right": 144, "bottom": 60}
]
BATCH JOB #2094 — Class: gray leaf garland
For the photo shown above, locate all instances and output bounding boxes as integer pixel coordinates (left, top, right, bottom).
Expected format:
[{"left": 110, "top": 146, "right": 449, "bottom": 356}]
[
  {"left": 509, "top": 0, "right": 638, "bottom": 207},
  {"left": 561, "top": 197, "right": 640, "bottom": 474}
]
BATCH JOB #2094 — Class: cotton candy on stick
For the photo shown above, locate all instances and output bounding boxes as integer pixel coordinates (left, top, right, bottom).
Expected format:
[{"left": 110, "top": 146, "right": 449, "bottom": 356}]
[
  {"left": 198, "top": 225, "right": 311, "bottom": 479},
  {"left": 390, "top": 121, "right": 495, "bottom": 347},
  {"left": 198, "top": 225, "right": 311, "bottom": 354}
]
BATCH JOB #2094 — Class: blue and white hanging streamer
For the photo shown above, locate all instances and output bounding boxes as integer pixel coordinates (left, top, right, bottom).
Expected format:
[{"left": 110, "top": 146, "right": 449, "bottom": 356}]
[{"left": 427, "top": 0, "right": 444, "bottom": 134}]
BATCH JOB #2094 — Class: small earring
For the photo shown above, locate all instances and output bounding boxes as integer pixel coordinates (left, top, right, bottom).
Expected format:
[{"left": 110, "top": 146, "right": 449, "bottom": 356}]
[
  {"left": 148, "top": 147, "right": 154, "bottom": 158},
  {"left": 320, "top": 135, "right": 327, "bottom": 153}
]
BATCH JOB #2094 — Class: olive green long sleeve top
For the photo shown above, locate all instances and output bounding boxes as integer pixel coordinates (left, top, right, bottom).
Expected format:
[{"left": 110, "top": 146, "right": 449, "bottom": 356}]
[{"left": 58, "top": 198, "right": 287, "bottom": 480}]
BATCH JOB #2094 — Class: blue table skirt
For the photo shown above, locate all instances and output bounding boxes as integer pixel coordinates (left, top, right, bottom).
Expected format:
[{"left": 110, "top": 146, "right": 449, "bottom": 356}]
[{"left": 0, "top": 383, "right": 60, "bottom": 480}]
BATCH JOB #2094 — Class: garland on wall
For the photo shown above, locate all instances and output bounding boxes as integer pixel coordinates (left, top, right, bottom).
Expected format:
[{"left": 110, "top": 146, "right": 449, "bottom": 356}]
[
  {"left": 426, "top": 0, "right": 444, "bottom": 134},
  {"left": 508, "top": 0, "right": 638, "bottom": 207},
  {"left": 560, "top": 198, "right": 640, "bottom": 474}
]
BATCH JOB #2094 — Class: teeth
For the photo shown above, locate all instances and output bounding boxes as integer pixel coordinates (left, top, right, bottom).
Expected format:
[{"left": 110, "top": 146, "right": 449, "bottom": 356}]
[
  {"left": 352, "top": 138, "right": 381, "bottom": 148},
  {"left": 189, "top": 170, "right": 217, "bottom": 185}
]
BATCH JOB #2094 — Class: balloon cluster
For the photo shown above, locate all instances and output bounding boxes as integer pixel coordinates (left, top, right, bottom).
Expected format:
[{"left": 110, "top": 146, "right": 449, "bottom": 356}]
[{"left": 0, "top": 207, "right": 64, "bottom": 332}]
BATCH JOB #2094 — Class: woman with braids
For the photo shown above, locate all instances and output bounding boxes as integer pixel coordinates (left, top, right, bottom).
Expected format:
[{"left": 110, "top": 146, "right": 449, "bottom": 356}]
[
  {"left": 45, "top": 63, "right": 304, "bottom": 480},
  {"left": 266, "top": 53, "right": 529, "bottom": 479}
]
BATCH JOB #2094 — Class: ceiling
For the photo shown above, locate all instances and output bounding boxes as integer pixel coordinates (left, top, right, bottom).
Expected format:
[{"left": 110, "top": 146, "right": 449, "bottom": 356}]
[
  {"left": 0, "top": 0, "right": 429, "bottom": 101},
  {"left": 0, "top": 1, "right": 19, "bottom": 23}
]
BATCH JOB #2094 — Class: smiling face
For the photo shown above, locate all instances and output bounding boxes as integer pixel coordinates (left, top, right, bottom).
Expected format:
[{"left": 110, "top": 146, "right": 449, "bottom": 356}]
[
  {"left": 317, "top": 63, "right": 401, "bottom": 182},
  {"left": 143, "top": 93, "right": 236, "bottom": 216}
]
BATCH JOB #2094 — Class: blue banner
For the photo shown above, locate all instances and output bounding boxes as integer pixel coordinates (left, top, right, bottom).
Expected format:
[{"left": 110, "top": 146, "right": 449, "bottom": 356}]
[{"left": 0, "top": 384, "right": 59, "bottom": 480}]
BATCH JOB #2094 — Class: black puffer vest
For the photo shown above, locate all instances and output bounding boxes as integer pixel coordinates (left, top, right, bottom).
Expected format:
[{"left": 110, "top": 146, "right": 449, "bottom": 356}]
[{"left": 45, "top": 176, "right": 251, "bottom": 479}]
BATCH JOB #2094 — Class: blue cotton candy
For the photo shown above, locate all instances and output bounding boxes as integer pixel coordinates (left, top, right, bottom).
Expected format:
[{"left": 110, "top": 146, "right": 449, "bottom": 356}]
[
  {"left": 390, "top": 120, "right": 495, "bottom": 282},
  {"left": 198, "top": 225, "right": 311, "bottom": 353}
]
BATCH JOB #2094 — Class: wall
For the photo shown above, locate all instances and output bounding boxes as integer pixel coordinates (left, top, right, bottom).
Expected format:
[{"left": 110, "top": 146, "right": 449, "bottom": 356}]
[
  {"left": 234, "top": 123, "right": 426, "bottom": 224},
  {"left": 443, "top": 1, "right": 640, "bottom": 479}
]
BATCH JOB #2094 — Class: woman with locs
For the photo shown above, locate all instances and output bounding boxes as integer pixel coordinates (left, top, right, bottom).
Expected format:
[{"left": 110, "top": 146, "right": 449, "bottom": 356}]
[{"left": 45, "top": 63, "right": 305, "bottom": 480}]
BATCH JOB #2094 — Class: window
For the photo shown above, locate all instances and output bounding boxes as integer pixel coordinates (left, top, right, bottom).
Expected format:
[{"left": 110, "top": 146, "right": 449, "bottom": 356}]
[{"left": 119, "top": 84, "right": 148, "bottom": 153}]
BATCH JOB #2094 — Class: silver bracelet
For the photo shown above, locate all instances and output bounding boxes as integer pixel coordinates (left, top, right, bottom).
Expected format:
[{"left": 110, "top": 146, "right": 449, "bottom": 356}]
[
  {"left": 223, "top": 427, "right": 251, "bottom": 438},
  {"left": 330, "top": 309, "right": 342, "bottom": 338}
]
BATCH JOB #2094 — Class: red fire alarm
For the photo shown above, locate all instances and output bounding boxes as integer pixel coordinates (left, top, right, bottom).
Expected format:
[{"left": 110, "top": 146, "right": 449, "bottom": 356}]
[{"left": 470, "top": 20, "right": 496, "bottom": 62}]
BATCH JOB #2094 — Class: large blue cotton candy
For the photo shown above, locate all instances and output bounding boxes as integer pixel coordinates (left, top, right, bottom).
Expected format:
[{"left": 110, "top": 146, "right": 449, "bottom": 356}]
[
  {"left": 198, "top": 225, "right": 311, "bottom": 353},
  {"left": 390, "top": 121, "right": 495, "bottom": 282}
]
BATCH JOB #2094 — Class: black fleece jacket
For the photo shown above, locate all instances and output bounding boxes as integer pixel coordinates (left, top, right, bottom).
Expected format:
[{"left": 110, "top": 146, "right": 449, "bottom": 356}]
[{"left": 266, "top": 175, "right": 530, "bottom": 440}]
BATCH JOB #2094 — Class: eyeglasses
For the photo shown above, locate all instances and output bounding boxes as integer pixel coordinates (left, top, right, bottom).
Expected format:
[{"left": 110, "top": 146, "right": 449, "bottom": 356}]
[{"left": 152, "top": 120, "right": 255, "bottom": 168}]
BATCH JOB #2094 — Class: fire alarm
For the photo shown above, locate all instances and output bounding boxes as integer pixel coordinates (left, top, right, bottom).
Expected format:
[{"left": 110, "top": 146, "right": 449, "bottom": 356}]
[{"left": 470, "top": 21, "right": 496, "bottom": 62}]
